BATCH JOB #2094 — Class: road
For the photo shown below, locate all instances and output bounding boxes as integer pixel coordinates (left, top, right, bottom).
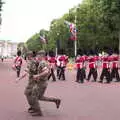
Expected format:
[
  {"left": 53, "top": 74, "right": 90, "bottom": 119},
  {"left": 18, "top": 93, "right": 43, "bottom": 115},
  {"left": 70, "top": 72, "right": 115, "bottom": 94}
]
[{"left": 0, "top": 59, "right": 120, "bottom": 120}]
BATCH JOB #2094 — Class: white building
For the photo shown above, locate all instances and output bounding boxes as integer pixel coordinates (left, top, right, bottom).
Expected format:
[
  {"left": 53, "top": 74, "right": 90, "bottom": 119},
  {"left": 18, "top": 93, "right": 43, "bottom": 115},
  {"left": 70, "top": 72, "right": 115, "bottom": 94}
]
[{"left": 0, "top": 40, "right": 18, "bottom": 57}]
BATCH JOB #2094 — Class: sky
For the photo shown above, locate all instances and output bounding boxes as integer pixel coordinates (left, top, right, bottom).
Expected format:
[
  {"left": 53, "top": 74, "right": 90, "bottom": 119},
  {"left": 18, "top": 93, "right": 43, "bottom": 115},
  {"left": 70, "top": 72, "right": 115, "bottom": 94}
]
[{"left": 0, "top": 0, "right": 82, "bottom": 42}]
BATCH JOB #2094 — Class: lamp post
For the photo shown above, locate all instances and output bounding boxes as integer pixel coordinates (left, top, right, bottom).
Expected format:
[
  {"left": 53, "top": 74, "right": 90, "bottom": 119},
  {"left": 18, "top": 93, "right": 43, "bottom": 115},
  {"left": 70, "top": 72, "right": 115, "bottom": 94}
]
[
  {"left": 56, "top": 32, "right": 60, "bottom": 56},
  {"left": 74, "top": 5, "right": 79, "bottom": 57}
]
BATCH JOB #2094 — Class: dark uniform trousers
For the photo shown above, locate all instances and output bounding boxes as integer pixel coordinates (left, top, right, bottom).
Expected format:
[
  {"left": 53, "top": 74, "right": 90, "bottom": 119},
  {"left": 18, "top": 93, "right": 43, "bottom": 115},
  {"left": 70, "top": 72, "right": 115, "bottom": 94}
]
[
  {"left": 111, "top": 68, "right": 120, "bottom": 81},
  {"left": 100, "top": 68, "right": 111, "bottom": 83},
  {"left": 58, "top": 66, "right": 65, "bottom": 80},
  {"left": 16, "top": 66, "right": 21, "bottom": 77},
  {"left": 87, "top": 68, "right": 97, "bottom": 81},
  {"left": 76, "top": 68, "right": 85, "bottom": 83},
  {"left": 83, "top": 68, "right": 86, "bottom": 79},
  {"left": 57, "top": 66, "right": 61, "bottom": 77},
  {"left": 48, "top": 68, "right": 56, "bottom": 81}
]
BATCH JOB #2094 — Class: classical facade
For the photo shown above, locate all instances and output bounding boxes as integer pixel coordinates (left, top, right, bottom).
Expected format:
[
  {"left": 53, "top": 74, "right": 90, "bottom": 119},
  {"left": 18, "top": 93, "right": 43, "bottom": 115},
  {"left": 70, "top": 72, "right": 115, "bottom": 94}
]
[{"left": 0, "top": 40, "right": 18, "bottom": 57}]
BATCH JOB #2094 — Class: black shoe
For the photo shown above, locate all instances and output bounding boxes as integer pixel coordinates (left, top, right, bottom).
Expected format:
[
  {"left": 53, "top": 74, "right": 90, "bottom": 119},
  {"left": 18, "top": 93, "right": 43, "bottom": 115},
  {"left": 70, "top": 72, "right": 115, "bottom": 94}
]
[
  {"left": 52, "top": 80, "right": 56, "bottom": 82},
  {"left": 91, "top": 80, "right": 96, "bottom": 82},
  {"left": 28, "top": 107, "right": 35, "bottom": 113},
  {"left": 55, "top": 99, "right": 61, "bottom": 109},
  {"left": 86, "top": 79, "right": 89, "bottom": 81},
  {"left": 31, "top": 111, "right": 43, "bottom": 116},
  {"left": 115, "top": 80, "right": 120, "bottom": 82},
  {"left": 98, "top": 81, "right": 102, "bottom": 83},
  {"left": 105, "top": 81, "right": 110, "bottom": 84},
  {"left": 80, "top": 81, "right": 84, "bottom": 83}
]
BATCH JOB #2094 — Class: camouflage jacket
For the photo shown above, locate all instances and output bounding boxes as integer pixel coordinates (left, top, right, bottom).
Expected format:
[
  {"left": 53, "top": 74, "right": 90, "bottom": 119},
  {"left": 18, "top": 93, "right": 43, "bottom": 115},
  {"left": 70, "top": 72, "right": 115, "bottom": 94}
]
[
  {"left": 37, "top": 60, "right": 50, "bottom": 85},
  {"left": 27, "top": 59, "right": 38, "bottom": 80}
]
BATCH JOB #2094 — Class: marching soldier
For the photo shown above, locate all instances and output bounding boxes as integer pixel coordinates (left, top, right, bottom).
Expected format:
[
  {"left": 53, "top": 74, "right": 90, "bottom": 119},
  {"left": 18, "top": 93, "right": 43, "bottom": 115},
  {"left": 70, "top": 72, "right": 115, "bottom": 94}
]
[
  {"left": 56, "top": 55, "right": 61, "bottom": 78},
  {"left": 58, "top": 54, "right": 68, "bottom": 80},
  {"left": 81, "top": 54, "right": 88, "bottom": 79},
  {"left": 32, "top": 50, "right": 61, "bottom": 116},
  {"left": 111, "top": 55, "right": 120, "bottom": 82},
  {"left": 48, "top": 55, "right": 56, "bottom": 81},
  {"left": 87, "top": 55, "right": 98, "bottom": 82},
  {"left": 13, "top": 50, "right": 23, "bottom": 77},
  {"left": 99, "top": 55, "right": 111, "bottom": 83},
  {"left": 75, "top": 55, "right": 85, "bottom": 83}
]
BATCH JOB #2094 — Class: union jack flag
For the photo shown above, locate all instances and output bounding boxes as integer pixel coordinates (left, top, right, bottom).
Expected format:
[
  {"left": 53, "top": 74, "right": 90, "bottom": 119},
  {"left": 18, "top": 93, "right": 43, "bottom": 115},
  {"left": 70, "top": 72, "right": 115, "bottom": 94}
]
[
  {"left": 40, "top": 35, "right": 47, "bottom": 44},
  {"left": 64, "top": 20, "right": 77, "bottom": 40}
]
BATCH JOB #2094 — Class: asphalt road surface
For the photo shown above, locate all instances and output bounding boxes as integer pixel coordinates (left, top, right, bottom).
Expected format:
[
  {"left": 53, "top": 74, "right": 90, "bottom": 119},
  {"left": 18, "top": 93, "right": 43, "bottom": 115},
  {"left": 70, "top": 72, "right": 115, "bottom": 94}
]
[{"left": 0, "top": 59, "right": 120, "bottom": 120}]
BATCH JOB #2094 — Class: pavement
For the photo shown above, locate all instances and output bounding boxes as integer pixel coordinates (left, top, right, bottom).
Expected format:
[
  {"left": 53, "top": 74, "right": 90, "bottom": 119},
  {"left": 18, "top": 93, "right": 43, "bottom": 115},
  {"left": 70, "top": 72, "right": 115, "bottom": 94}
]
[{"left": 0, "top": 59, "right": 120, "bottom": 120}]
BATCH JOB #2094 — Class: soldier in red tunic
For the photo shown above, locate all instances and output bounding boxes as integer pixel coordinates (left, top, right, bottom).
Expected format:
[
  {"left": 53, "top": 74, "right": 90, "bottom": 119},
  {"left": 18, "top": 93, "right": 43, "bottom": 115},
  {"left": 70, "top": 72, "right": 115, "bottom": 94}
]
[
  {"left": 75, "top": 55, "right": 85, "bottom": 83},
  {"left": 48, "top": 55, "right": 56, "bottom": 81},
  {"left": 87, "top": 55, "right": 98, "bottom": 82},
  {"left": 81, "top": 54, "right": 88, "bottom": 79},
  {"left": 58, "top": 55, "right": 68, "bottom": 80},
  {"left": 99, "top": 56, "right": 111, "bottom": 83},
  {"left": 111, "top": 55, "right": 120, "bottom": 82}
]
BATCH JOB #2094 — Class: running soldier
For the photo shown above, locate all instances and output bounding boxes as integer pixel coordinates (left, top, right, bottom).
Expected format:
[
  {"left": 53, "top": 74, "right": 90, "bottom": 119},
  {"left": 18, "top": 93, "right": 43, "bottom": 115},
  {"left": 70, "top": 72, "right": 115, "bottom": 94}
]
[
  {"left": 18, "top": 51, "right": 39, "bottom": 115},
  {"left": 31, "top": 50, "right": 61, "bottom": 116}
]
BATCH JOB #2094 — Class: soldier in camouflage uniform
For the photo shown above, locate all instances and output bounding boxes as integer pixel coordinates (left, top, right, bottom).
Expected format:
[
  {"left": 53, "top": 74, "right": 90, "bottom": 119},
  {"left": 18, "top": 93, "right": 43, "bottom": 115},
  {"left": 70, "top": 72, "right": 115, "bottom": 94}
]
[
  {"left": 23, "top": 51, "right": 40, "bottom": 115},
  {"left": 31, "top": 50, "right": 61, "bottom": 116}
]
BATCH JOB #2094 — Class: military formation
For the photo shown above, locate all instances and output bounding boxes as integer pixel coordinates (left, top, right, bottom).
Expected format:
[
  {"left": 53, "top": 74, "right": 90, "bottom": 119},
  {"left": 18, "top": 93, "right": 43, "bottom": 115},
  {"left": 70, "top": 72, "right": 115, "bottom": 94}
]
[
  {"left": 12, "top": 49, "right": 120, "bottom": 117},
  {"left": 75, "top": 51, "right": 120, "bottom": 83}
]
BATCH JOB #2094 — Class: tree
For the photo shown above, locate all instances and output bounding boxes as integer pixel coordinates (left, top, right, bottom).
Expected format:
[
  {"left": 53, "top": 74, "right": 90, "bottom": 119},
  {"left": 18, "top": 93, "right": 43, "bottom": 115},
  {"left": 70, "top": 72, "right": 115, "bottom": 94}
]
[{"left": 26, "top": 0, "right": 120, "bottom": 55}]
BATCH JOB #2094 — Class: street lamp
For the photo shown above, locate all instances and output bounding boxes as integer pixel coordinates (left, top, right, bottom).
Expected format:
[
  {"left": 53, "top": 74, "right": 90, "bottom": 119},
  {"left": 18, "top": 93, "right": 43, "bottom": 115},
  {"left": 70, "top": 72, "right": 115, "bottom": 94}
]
[
  {"left": 56, "top": 32, "right": 60, "bottom": 56},
  {"left": 74, "top": 5, "right": 79, "bottom": 57}
]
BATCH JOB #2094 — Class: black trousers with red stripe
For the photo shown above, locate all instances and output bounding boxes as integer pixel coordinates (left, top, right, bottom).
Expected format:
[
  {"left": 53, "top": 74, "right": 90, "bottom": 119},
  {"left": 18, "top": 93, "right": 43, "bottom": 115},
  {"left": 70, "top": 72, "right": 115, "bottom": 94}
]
[
  {"left": 87, "top": 68, "right": 97, "bottom": 81},
  {"left": 16, "top": 66, "right": 21, "bottom": 77},
  {"left": 58, "top": 66, "right": 65, "bottom": 80},
  {"left": 100, "top": 68, "right": 111, "bottom": 83},
  {"left": 111, "top": 68, "right": 120, "bottom": 81},
  {"left": 48, "top": 68, "right": 56, "bottom": 81},
  {"left": 76, "top": 68, "right": 85, "bottom": 83}
]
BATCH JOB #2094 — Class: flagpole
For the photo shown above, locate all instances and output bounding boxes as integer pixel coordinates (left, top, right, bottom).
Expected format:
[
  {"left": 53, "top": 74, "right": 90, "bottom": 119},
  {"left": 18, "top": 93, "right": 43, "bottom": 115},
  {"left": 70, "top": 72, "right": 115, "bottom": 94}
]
[{"left": 74, "top": 6, "right": 77, "bottom": 57}]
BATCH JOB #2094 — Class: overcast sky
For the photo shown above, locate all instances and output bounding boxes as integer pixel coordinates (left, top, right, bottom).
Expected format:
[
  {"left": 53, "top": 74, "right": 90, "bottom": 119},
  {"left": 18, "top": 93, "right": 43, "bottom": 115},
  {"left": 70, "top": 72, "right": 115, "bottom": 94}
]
[{"left": 0, "top": 0, "right": 82, "bottom": 42}]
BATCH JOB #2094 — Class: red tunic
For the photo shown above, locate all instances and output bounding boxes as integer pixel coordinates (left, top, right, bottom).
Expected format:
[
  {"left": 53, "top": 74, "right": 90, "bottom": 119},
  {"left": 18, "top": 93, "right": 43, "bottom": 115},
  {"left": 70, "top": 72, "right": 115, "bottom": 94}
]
[
  {"left": 14, "top": 56, "right": 22, "bottom": 67},
  {"left": 112, "top": 56, "right": 119, "bottom": 68},
  {"left": 76, "top": 56, "right": 84, "bottom": 69},
  {"left": 48, "top": 57, "right": 56, "bottom": 69},
  {"left": 102, "top": 57, "right": 109, "bottom": 68},
  {"left": 88, "top": 57, "right": 96, "bottom": 68},
  {"left": 59, "top": 55, "right": 67, "bottom": 67}
]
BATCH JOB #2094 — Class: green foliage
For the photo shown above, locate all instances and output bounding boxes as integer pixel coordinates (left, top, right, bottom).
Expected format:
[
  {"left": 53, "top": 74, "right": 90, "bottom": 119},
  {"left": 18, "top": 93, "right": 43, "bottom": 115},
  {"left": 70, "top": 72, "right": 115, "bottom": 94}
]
[{"left": 26, "top": 0, "right": 120, "bottom": 55}]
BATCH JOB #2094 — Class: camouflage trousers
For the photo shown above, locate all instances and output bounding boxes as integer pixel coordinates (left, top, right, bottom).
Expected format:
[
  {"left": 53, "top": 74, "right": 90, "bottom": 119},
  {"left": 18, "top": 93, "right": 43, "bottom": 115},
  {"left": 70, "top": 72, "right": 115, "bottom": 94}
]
[
  {"left": 24, "top": 82, "right": 59, "bottom": 112},
  {"left": 24, "top": 82, "right": 41, "bottom": 111}
]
